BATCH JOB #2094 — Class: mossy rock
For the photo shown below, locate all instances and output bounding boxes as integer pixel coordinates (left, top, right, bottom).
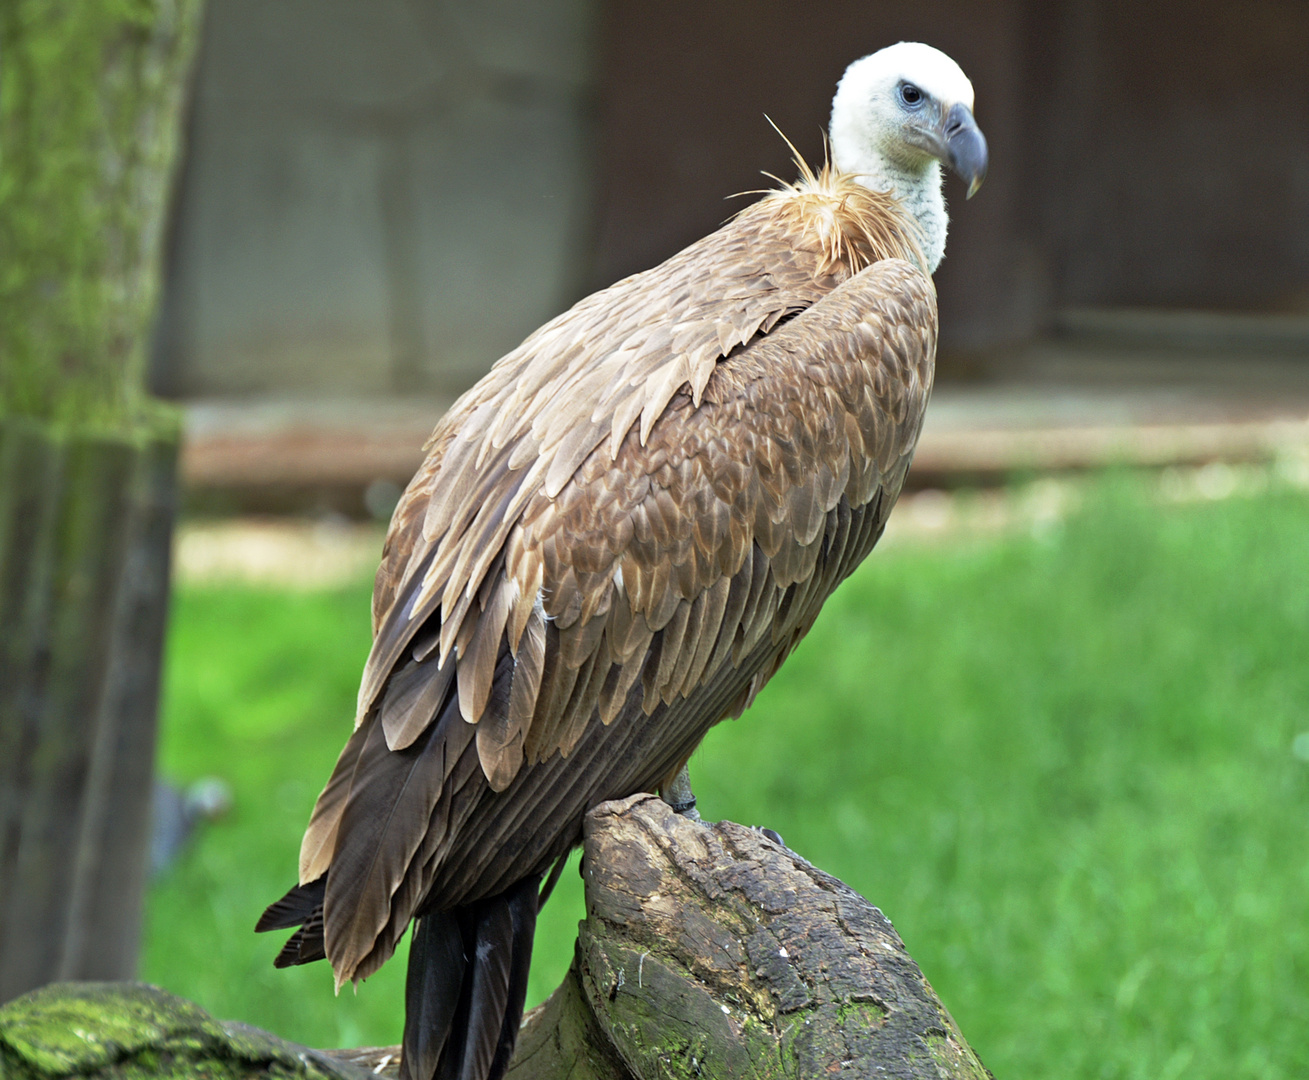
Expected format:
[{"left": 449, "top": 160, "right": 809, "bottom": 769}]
[{"left": 0, "top": 982, "right": 370, "bottom": 1079}]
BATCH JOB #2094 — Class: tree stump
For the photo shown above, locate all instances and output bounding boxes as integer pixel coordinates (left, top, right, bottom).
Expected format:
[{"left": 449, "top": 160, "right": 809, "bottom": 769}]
[
  {"left": 506, "top": 794, "right": 990, "bottom": 1080},
  {"left": 340, "top": 795, "right": 991, "bottom": 1079}
]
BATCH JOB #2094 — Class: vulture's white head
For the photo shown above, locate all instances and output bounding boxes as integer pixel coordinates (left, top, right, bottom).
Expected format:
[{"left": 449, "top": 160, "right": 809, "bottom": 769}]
[{"left": 829, "top": 42, "right": 987, "bottom": 273}]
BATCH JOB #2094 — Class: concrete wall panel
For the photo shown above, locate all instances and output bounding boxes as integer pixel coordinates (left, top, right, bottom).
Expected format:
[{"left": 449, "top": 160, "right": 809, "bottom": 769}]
[{"left": 156, "top": 0, "right": 598, "bottom": 398}]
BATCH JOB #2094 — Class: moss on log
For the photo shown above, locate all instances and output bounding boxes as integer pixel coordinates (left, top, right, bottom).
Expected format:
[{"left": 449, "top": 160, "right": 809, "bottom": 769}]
[{"left": 0, "top": 982, "right": 372, "bottom": 1080}]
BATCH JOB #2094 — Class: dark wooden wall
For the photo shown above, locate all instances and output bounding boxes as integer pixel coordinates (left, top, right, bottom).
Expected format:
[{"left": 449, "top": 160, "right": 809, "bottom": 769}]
[
  {"left": 1030, "top": 0, "right": 1309, "bottom": 314},
  {"left": 590, "top": 0, "right": 1309, "bottom": 356}
]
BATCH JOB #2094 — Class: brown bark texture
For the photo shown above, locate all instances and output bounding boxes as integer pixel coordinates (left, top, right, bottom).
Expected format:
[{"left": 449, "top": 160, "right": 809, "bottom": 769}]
[
  {"left": 0, "top": 417, "right": 178, "bottom": 1003},
  {"left": 338, "top": 795, "right": 992, "bottom": 1079},
  {"left": 503, "top": 795, "right": 991, "bottom": 1080}
]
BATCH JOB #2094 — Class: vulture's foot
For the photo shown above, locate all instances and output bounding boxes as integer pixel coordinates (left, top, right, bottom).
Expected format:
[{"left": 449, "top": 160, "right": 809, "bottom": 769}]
[
  {"left": 660, "top": 767, "right": 787, "bottom": 846},
  {"left": 660, "top": 765, "right": 701, "bottom": 822}
]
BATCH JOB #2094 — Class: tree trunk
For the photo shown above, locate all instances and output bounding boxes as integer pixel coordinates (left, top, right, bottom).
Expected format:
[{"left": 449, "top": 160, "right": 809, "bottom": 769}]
[
  {"left": 0, "top": 0, "right": 204, "bottom": 1001},
  {"left": 0, "top": 418, "right": 179, "bottom": 1001},
  {"left": 0, "top": 0, "right": 205, "bottom": 428}
]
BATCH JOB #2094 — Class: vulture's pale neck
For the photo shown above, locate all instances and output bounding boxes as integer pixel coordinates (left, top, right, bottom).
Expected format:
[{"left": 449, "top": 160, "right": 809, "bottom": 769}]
[{"left": 830, "top": 128, "right": 948, "bottom": 275}]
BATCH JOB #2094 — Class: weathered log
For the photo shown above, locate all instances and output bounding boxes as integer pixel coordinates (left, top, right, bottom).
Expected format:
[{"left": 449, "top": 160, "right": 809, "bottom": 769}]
[
  {"left": 0, "top": 796, "right": 990, "bottom": 1079},
  {"left": 504, "top": 795, "right": 991, "bottom": 1080}
]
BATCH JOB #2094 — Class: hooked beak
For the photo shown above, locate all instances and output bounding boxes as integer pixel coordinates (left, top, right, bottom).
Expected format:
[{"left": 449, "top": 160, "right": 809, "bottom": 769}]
[{"left": 940, "top": 103, "right": 987, "bottom": 198}]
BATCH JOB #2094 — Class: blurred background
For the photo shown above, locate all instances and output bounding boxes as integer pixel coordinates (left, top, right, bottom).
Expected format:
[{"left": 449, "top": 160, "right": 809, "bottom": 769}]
[
  {"left": 5, "top": 1, "right": 1309, "bottom": 1078},
  {"left": 158, "top": 0, "right": 1309, "bottom": 514}
]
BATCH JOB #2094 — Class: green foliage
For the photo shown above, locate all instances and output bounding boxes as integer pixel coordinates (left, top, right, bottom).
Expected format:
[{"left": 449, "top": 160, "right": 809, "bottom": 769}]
[
  {"left": 143, "top": 476, "right": 1309, "bottom": 1077},
  {"left": 0, "top": 0, "right": 202, "bottom": 431}
]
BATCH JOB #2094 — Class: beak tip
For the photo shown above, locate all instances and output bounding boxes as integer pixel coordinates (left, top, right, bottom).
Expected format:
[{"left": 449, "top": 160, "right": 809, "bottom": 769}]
[{"left": 941, "top": 103, "right": 987, "bottom": 202}]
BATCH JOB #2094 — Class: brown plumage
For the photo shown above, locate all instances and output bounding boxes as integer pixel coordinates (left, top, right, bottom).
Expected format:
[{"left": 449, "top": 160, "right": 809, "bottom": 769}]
[{"left": 262, "top": 162, "right": 939, "bottom": 1078}]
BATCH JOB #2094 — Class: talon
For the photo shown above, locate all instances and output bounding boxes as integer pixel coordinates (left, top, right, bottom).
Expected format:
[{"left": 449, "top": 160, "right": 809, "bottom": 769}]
[{"left": 759, "top": 827, "right": 785, "bottom": 847}]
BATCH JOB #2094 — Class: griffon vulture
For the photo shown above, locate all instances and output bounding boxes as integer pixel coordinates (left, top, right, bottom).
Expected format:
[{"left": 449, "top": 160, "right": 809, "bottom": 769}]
[{"left": 259, "top": 41, "right": 987, "bottom": 1080}]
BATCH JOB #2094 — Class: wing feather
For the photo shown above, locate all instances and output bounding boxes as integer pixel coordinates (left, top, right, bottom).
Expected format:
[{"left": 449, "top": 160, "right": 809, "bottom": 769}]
[
  {"left": 667, "top": 589, "right": 711, "bottom": 699},
  {"left": 523, "top": 623, "right": 578, "bottom": 764},
  {"left": 323, "top": 717, "right": 448, "bottom": 986},
  {"left": 354, "top": 192, "right": 864, "bottom": 723},
  {"left": 606, "top": 579, "right": 647, "bottom": 662},
  {"left": 546, "top": 636, "right": 612, "bottom": 761},
  {"left": 651, "top": 598, "right": 693, "bottom": 704},
  {"left": 598, "top": 645, "right": 647, "bottom": 725},
  {"left": 298, "top": 722, "right": 370, "bottom": 883},
  {"left": 458, "top": 580, "right": 512, "bottom": 725},
  {"left": 680, "top": 574, "right": 732, "bottom": 696}
]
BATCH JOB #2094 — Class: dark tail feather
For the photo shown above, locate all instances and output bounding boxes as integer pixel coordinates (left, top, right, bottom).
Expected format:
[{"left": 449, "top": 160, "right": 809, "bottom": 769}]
[
  {"left": 401, "top": 875, "right": 542, "bottom": 1080},
  {"left": 452, "top": 901, "right": 514, "bottom": 1080},
  {"left": 274, "top": 908, "right": 326, "bottom": 967},
  {"left": 256, "top": 875, "right": 327, "bottom": 932},
  {"left": 487, "top": 876, "right": 540, "bottom": 1080},
  {"left": 403, "top": 910, "right": 469, "bottom": 1080},
  {"left": 258, "top": 876, "right": 329, "bottom": 968},
  {"left": 536, "top": 850, "right": 569, "bottom": 912}
]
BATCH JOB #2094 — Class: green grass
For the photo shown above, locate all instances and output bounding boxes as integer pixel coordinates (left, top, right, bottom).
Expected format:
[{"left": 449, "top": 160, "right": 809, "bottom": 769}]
[{"left": 142, "top": 474, "right": 1309, "bottom": 1077}]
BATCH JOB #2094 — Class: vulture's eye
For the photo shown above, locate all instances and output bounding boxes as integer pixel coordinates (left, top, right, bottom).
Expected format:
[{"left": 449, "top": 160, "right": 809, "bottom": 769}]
[{"left": 898, "top": 83, "right": 924, "bottom": 108}]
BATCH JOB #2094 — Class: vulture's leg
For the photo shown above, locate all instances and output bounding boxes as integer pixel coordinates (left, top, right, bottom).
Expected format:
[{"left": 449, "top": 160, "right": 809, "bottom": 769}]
[
  {"left": 660, "top": 764, "right": 701, "bottom": 821},
  {"left": 661, "top": 764, "right": 785, "bottom": 847}
]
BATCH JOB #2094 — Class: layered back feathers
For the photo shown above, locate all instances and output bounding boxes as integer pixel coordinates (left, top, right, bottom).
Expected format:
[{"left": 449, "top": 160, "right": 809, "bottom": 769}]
[{"left": 362, "top": 164, "right": 925, "bottom": 731}]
